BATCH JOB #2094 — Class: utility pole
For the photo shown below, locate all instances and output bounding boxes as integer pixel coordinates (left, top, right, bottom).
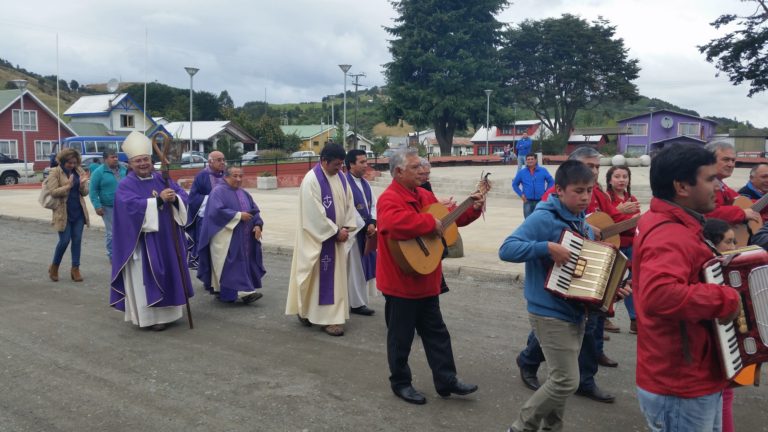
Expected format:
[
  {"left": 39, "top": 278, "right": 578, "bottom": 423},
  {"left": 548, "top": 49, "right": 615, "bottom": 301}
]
[{"left": 349, "top": 72, "right": 366, "bottom": 149}]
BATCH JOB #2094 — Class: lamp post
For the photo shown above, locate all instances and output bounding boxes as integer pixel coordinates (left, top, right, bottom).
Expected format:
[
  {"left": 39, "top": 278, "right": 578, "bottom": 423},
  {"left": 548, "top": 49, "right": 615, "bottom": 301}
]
[
  {"left": 647, "top": 106, "right": 656, "bottom": 155},
  {"left": 484, "top": 89, "right": 492, "bottom": 156},
  {"left": 338, "top": 64, "right": 351, "bottom": 148},
  {"left": 184, "top": 67, "right": 199, "bottom": 152},
  {"left": 10, "top": 80, "right": 29, "bottom": 180}
]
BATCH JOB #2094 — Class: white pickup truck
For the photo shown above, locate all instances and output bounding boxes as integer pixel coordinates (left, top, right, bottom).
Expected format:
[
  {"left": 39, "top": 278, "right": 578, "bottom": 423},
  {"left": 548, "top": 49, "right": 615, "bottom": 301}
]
[{"left": 0, "top": 153, "right": 35, "bottom": 185}]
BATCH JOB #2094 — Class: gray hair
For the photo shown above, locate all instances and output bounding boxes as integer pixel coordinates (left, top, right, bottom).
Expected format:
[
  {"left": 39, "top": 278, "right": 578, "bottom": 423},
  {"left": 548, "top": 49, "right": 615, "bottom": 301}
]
[
  {"left": 568, "top": 146, "right": 602, "bottom": 161},
  {"left": 389, "top": 147, "right": 419, "bottom": 176},
  {"left": 750, "top": 163, "right": 768, "bottom": 177},
  {"left": 225, "top": 165, "right": 241, "bottom": 176},
  {"left": 420, "top": 157, "right": 431, "bottom": 168},
  {"left": 704, "top": 141, "right": 734, "bottom": 154}
]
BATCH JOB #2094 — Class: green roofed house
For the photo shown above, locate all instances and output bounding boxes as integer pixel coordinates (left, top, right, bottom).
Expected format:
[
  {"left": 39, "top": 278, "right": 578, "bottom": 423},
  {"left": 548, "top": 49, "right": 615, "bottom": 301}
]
[{"left": 280, "top": 124, "right": 337, "bottom": 152}]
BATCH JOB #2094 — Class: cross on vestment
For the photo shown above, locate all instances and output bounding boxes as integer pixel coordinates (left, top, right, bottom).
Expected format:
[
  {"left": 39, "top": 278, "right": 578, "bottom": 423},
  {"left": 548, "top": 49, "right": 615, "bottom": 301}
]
[
  {"left": 322, "top": 195, "right": 332, "bottom": 209},
  {"left": 321, "top": 254, "right": 332, "bottom": 271}
]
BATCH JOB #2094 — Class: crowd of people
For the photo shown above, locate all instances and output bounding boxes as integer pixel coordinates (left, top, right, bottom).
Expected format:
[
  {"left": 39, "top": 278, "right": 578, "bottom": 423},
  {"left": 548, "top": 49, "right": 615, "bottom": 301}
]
[{"left": 39, "top": 133, "right": 768, "bottom": 431}]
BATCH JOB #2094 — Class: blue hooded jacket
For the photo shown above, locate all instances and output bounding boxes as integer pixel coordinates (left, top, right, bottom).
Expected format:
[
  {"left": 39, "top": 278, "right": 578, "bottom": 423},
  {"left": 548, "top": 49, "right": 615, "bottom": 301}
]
[{"left": 499, "top": 194, "right": 593, "bottom": 323}]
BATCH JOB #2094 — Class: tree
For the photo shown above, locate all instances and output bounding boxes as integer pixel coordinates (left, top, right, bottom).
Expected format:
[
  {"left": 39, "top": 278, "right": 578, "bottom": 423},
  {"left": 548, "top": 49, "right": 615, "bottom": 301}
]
[
  {"left": 383, "top": 0, "right": 508, "bottom": 154},
  {"left": 218, "top": 90, "right": 234, "bottom": 114},
  {"left": 500, "top": 15, "right": 640, "bottom": 147},
  {"left": 699, "top": 0, "right": 768, "bottom": 96},
  {"left": 372, "top": 136, "right": 390, "bottom": 155},
  {"left": 69, "top": 80, "right": 80, "bottom": 92},
  {"left": 253, "top": 115, "right": 286, "bottom": 149}
]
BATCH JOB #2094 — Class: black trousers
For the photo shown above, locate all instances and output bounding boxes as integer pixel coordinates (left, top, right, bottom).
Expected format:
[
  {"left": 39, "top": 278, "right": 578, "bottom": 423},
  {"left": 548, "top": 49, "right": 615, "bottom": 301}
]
[{"left": 385, "top": 294, "right": 457, "bottom": 392}]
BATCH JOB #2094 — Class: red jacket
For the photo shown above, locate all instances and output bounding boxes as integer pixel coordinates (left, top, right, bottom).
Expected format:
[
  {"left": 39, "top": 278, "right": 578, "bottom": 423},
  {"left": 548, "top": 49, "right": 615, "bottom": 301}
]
[
  {"left": 542, "top": 184, "right": 632, "bottom": 222},
  {"left": 608, "top": 189, "right": 639, "bottom": 248},
  {"left": 706, "top": 179, "right": 746, "bottom": 224},
  {"left": 376, "top": 180, "right": 481, "bottom": 299},
  {"left": 632, "top": 198, "right": 741, "bottom": 397}
]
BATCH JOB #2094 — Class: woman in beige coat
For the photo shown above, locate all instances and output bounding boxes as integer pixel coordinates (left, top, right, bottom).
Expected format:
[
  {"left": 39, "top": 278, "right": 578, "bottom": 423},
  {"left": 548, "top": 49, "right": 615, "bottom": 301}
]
[{"left": 47, "top": 148, "right": 90, "bottom": 281}]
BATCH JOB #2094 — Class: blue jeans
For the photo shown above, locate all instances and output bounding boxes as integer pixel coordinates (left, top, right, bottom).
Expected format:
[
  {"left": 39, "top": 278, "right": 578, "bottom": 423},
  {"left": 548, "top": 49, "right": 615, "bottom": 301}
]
[
  {"left": 102, "top": 206, "right": 114, "bottom": 259},
  {"left": 523, "top": 200, "right": 540, "bottom": 218},
  {"left": 517, "top": 154, "right": 526, "bottom": 170},
  {"left": 52, "top": 216, "right": 85, "bottom": 267},
  {"left": 517, "top": 313, "right": 600, "bottom": 391},
  {"left": 621, "top": 246, "right": 636, "bottom": 320},
  {"left": 637, "top": 387, "right": 722, "bottom": 432}
]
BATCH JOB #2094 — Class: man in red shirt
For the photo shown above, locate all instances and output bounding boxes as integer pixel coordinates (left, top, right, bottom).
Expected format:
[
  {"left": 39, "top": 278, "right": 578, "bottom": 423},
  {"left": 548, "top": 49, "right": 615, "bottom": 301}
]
[
  {"left": 377, "top": 147, "right": 485, "bottom": 405},
  {"left": 634, "top": 143, "right": 741, "bottom": 430},
  {"left": 704, "top": 141, "right": 760, "bottom": 225}
]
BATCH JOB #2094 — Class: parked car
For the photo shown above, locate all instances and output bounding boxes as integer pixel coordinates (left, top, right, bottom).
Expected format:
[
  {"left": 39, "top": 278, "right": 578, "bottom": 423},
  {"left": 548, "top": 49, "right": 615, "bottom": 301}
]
[
  {"left": 381, "top": 149, "right": 396, "bottom": 158},
  {"left": 365, "top": 150, "right": 375, "bottom": 159},
  {"left": 0, "top": 155, "right": 36, "bottom": 185},
  {"left": 153, "top": 153, "right": 207, "bottom": 170},
  {"left": 241, "top": 151, "right": 259, "bottom": 164},
  {"left": 43, "top": 154, "right": 105, "bottom": 180},
  {"left": 0, "top": 153, "right": 23, "bottom": 164},
  {"left": 290, "top": 151, "right": 317, "bottom": 158}
]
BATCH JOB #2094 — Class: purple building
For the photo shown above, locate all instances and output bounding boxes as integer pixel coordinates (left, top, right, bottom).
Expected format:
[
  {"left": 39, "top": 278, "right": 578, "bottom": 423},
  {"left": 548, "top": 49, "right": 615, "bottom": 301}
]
[{"left": 616, "top": 109, "right": 717, "bottom": 155}]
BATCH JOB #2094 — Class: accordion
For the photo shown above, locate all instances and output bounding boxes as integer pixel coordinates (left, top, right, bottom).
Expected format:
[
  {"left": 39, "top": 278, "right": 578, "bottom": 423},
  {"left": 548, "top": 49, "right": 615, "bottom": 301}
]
[
  {"left": 545, "top": 230, "right": 628, "bottom": 313},
  {"left": 702, "top": 246, "right": 768, "bottom": 380}
]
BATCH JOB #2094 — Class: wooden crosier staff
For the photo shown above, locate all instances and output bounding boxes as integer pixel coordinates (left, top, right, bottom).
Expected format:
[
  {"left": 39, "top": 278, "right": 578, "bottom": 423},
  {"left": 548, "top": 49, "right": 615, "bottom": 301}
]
[{"left": 152, "top": 131, "right": 194, "bottom": 329}]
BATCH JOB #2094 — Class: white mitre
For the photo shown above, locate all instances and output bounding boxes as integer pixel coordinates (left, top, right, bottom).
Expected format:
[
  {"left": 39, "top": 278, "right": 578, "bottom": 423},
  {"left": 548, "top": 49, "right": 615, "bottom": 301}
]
[{"left": 122, "top": 131, "right": 153, "bottom": 159}]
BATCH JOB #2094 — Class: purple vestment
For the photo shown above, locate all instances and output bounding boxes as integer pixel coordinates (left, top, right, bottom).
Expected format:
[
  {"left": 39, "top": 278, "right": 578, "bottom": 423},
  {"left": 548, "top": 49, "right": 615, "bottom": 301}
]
[
  {"left": 313, "top": 164, "right": 347, "bottom": 305},
  {"left": 196, "top": 184, "right": 266, "bottom": 302},
  {"left": 345, "top": 172, "right": 376, "bottom": 281},
  {"left": 186, "top": 167, "right": 225, "bottom": 269},
  {"left": 110, "top": 171, "right": 195, "bottom": 311}
]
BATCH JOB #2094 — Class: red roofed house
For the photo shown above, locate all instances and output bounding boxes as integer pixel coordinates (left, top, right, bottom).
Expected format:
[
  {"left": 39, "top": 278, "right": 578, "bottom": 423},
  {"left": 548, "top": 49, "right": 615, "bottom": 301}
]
[{"left": 0, "top": 89, "right": 77, "bottom": 171}]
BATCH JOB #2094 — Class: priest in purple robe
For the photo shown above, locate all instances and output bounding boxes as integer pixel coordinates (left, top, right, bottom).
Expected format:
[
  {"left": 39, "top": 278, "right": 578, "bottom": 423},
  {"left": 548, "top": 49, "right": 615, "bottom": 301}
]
[
  {"left": 186, "top": 151, "right": 226, "bottom": 269},
  {"left": 197, "top": 166, "right": 265, "bottom": 304},
  {"left": 344, "top": 149, "right": 377, "bottom": 316},
  {"left": 109, "top": 132, "right": 194, "bottom": 331}
]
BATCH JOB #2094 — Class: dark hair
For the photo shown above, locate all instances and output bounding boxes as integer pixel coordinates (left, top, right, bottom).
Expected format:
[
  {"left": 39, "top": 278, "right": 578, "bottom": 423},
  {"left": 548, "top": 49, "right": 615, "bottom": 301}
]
[
  {"left": 344, "top": 149, "right": 366, "bottom": 169},
  {"left": 56, "top": 148, "right": 82, "bottom": 166},
  {"left": 102, "top": 148, "right": 117, "bottom": 158},
  {"left": 703, "top": 218, "right": 732, "bottom": 246},
  {"left": 320, "top": 143, "right": 346, "bottom": 162},
  {"left": 650, "top": 144, "right": 716, "bottom": 200},
  {"left": 525, "top": 154, "right": 537, "bottom": 160},
  {"left": 555, "top": 160, "right": 595, "bottom": 189},
  {"left": 606, "top": 165, "right": 632, "bottom": 196}
]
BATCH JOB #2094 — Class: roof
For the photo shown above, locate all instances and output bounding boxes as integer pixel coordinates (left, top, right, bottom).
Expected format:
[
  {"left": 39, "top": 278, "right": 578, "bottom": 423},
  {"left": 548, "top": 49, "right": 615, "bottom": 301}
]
[
  {"left": 427, "top": 137, "right": 473, "bottom": 146},
  {"left": 571, "top": 126, "right": 630, "bottom": 136},
  {"left": 345, "top": 131, "right": 374, "bottom": 145},
  {"left": 618, "top": 109, "right": 717, "bottom": 125},
  {"left": 64, "top": 93, "right": 128, "bottom": 116},
  {"left": 651, "top": 135, "right": 707, "bottom": 145},
  {"left": 280, "top": 124, "right": 337, "bottom": 140},
  {"left": 68, "top": 122, "right": 131, "bottom": 136},
  {"left": 163, "top": 121, "right": 256, "bottom": 143},
  {"left": 0, "top": 89, "right": 78, "bottom": 136},
  {"left": 568, "top": 134, "right": 605, "bottom": 143}
]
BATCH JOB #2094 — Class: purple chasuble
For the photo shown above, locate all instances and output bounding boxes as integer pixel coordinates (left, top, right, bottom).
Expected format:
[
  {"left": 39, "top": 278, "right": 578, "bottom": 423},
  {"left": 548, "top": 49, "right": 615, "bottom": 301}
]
[
  {"left": 313, "top": 164, "right": 347, "bottom": 305},
  {"left": 345, "top": 172, "right": 377, "bottom": 281}
]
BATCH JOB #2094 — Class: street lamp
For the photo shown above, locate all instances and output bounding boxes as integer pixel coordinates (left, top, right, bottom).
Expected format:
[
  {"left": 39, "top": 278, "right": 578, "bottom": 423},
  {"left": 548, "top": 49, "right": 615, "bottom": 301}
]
[
  {"left": 184, "top": 67, "right": 199, "bottom": 152},
  {"left": 484, "top": 89, "right": 492, "bottom": 156},
  {"left": 647, "top": 106, "right": 656, "bottom": 155},
  {"left": 338, "top": 64, "right": 351, "bottom": 148},
  {"left": 10, "top": 79, "right": 29, "bottom": 179}
]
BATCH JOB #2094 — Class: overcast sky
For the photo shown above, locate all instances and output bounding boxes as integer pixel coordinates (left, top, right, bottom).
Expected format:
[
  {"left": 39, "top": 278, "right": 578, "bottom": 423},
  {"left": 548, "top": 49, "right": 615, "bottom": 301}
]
[{"left": 1, "top": 0, "right": 766, "bottom": 127}]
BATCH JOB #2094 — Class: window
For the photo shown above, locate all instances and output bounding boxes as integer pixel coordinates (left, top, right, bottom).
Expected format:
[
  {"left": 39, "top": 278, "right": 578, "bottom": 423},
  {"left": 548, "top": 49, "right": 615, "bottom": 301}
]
[
  {"left": 0, "top": 140, "right": 18, "bottom": 158},
  {"left": 313, "top": 141, "right": 320, "bottom": 146},
  {"left": 678, "top": 122, "right": 700, "bottom": 137},
  {"left": 35, "top": 140, "right": 55, "bottom": 161},
  {"left": 627, "top": 123, "right": 647, "bottom": 136},
  {"left": 84, "top": 141, "right": 98, "bottom": 153},
  {"left": 626, "top": 145, "right": 646, "bottom": 157},
  {"left": 120, "top": 114, "right": 135, "bottom": 128},
  {"left": 12, "top": 109, "right": 38, "bottom": 131},
  {"left": 97, "top": 141, "right": 119, "bottom": 153}
]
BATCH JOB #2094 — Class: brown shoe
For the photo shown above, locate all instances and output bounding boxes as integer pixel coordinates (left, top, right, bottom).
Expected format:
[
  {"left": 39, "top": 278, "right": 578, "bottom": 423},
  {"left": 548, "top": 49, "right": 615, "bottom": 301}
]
[
  {"left": 323, "top": 324, "right": 345, "bottom": 336},
  {"left": 598, "top": 353, "right": 619, "bottom": 368},
  {"left": 48, "top": 264, "right": 59, "bottom": 282},
  {"left": 71, "top": 267, "right": 83, "bottom": 282},
  {"left": 629, "top": 319, "right": 638, "bottom": 334},
  {"left": 604, "top": 319, "right": 620, "bottom": 333}
]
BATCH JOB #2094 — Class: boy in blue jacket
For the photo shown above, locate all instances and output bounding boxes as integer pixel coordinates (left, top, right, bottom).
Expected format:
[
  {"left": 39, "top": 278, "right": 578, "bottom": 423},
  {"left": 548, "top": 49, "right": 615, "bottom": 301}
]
[{"left": 499, "top": 160, "right": 595, "bottom": 432}]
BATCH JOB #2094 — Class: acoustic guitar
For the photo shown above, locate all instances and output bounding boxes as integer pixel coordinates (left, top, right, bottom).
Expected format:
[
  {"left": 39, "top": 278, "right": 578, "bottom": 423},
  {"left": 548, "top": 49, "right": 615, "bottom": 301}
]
[
  {"left": 389, "top": 173, "right": 492, "bottom": 275},
  {"left": 731, "top": 193, "right": 768, "bottom": 247},
  {"left": 586, "top": 211, "right": 640, "bottom": 248}
]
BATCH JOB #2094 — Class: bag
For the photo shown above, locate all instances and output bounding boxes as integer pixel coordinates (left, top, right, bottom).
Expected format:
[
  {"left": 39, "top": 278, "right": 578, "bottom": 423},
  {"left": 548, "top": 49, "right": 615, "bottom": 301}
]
[{"left": 38, "top": 177, "right": 59, "bottom": 210}]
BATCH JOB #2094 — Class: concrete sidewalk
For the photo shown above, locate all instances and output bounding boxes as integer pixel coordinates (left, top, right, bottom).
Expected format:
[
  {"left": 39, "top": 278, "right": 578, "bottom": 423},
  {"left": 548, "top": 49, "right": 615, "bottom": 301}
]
[{"left": 0, "top": 164, "right": 754, "bottom": 283}]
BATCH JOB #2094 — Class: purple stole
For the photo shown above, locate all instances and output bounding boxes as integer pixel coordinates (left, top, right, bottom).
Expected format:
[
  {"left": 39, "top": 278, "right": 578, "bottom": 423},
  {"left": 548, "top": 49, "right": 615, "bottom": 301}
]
[
  {"left": 235, "top": 188, "right": 252, "bottom": 258},
  {"left": 313, "top": 164, "right": 348, "bottom": 305},
  {"left": 207, "top": 168, "right": 225, "bottom": 191},
  {"left": 345, "top": 172, "right": 377, "bottom": 281}
]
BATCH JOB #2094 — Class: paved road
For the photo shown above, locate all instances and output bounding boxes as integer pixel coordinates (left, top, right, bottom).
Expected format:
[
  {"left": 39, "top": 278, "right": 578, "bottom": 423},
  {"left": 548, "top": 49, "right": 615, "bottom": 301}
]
[{"left": 0, "top": 219, "right": 766, "bottom": 431}]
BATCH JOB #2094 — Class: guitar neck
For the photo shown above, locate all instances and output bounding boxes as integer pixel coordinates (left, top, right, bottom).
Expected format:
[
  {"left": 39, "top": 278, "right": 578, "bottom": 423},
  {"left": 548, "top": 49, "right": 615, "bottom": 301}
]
[
  {"left": 600, "top": 216, "right": 639, "bottom": 239},
  {"left": 441, "top": 197, "right": 475, "bottom": 227},
  {"left": 752, "top": 192, "right": 768, "bottom": 213}
]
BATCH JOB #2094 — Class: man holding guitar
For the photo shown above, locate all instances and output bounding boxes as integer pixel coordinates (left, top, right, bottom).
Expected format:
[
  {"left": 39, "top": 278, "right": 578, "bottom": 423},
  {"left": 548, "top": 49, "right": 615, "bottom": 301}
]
[
  {"left": 704, "top": 141, "right": 761, "bottom": 234},
  {"left": 376, "top": 147, "right": 486, "bottom": 405}
]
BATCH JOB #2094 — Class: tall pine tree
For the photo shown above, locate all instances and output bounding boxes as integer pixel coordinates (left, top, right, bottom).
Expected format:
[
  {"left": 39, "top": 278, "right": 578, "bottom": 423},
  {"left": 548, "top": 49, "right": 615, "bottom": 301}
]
[{"left": 383, "top": 0, "right": 508, "bottom": 154}]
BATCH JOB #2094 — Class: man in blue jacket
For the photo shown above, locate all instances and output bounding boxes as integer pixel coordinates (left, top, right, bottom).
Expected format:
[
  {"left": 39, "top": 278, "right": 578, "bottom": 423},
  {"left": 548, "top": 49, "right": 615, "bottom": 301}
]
[
  {"left": 515, "top": 133, "right": 533, "bottom": 169},
  {"left": 89, "top": 149, "right": 127, "bottom": 261},
  {"left": 499, "top": 160, "right": 595, "bottom": 432},
  {"left": 512, "top": 154, "right": 554, "bottom": 218}
]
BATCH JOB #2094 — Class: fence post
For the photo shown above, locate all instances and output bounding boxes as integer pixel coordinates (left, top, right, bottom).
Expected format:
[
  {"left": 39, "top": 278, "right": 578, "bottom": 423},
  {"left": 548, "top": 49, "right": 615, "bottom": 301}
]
[{"left": 274, "top": 156, "right": 278, "bottom": 177}]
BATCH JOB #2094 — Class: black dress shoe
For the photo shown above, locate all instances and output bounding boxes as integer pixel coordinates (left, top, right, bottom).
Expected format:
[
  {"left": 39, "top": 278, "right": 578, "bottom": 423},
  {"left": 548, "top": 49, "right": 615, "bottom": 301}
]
[
  {"left": 350, "top": 305, "right": 375, "bottom": 316},
  {"left": 576, "top": 386, "right": 616, "bottom": 403},
  {"left": 436, "top": 379, "right": 478, "bottom": 397},
  {"left": 392, "top": 385, "right": 427, "bottom": 405},
  {"left": 516, "top": 355, "right": 541, "bottom": 391},
  {"left": 598, "top": 353, "right": 618, "bottom": 368},
  {"left": 241, "top": 292, "right": 263, "bottom": 304},
  {"left": 297, "top": 315, "right": 312, "bottom": 327}
]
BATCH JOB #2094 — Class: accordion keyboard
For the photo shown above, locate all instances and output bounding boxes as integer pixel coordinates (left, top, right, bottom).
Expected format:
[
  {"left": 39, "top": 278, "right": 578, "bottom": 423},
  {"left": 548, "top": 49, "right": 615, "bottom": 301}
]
[{"left": 704, "top": 263, "right": 743, "bottom": 379}]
